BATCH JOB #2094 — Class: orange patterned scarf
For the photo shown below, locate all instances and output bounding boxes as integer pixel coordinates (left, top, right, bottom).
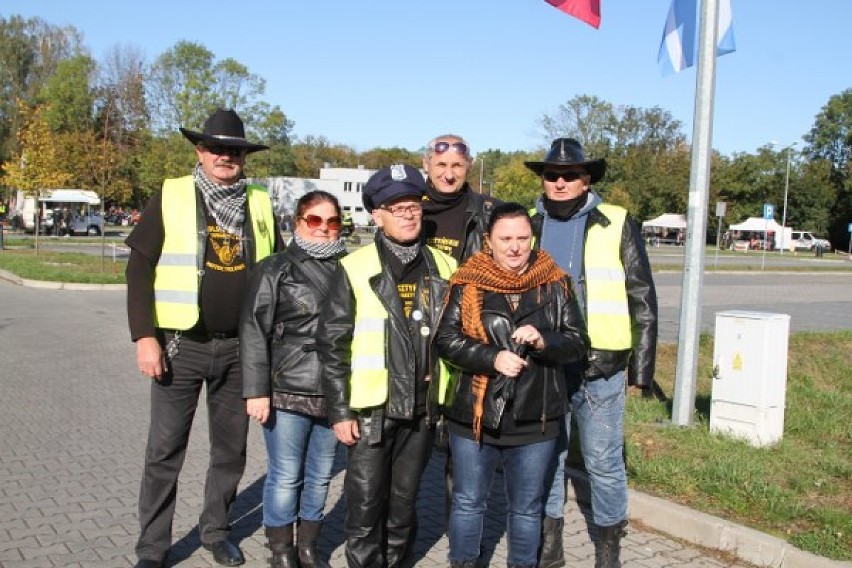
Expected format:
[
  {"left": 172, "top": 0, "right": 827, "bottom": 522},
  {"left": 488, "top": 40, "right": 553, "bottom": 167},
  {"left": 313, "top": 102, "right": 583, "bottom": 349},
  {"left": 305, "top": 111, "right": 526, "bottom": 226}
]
[{"left": 448, "top": 250, "right": 569, "bottom": 441}]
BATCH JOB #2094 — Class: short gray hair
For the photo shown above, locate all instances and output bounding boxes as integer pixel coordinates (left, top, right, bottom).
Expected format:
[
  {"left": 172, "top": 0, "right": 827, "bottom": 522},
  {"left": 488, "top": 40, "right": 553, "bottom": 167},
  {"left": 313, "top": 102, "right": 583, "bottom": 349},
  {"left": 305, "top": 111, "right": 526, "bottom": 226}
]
[{"left": 424, "top": 134, "right": 472, "bottom": 162}]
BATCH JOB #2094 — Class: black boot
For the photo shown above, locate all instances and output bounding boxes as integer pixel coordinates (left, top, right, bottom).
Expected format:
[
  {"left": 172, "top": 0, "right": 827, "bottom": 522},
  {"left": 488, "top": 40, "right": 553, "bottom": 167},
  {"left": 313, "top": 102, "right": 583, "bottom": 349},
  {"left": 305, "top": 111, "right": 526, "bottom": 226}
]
[
  {"left": 265, "top": 525, "right": 299, "bottom": 568},
  {"left": 594, "top": 521, "right": 627, "bottom": 568},
  {"left": 297, "top": 520, "right": 330, "bottom": 568},
  {"left": 538, "top": 515, "right": 565, "bottom": 568},
  {"left": 449, "top": 560, "right": 479, "bottom": 568}
]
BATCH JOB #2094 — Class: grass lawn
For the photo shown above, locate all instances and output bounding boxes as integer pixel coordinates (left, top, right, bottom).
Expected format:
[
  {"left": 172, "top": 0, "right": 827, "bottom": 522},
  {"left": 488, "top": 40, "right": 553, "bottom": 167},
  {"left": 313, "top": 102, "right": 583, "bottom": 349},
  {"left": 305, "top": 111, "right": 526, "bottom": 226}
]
[
  {"left": 0, "top": 249, "right": 126, "bottom": 284},
  {"left": 624, "top": 332, "right": 852, "bottom": 560}
]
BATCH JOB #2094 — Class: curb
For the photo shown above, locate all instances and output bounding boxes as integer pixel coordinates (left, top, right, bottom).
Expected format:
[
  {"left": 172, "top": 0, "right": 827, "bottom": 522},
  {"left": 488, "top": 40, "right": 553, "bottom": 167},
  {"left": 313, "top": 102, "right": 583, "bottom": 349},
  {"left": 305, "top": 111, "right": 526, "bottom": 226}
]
[
  {"left": 566, "top": 467, "right": 850, "bottom": 568},
  {"left": 0, "top": 268, "right": 125, "bottom": 291}
]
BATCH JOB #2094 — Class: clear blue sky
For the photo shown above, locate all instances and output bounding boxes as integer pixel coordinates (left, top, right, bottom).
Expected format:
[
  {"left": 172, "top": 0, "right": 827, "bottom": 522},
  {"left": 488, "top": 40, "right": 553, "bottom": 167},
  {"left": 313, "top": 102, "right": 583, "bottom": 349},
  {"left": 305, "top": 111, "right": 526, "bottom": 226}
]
[{"left": 3, "top": 1, "right": 850, "bottom": 157}]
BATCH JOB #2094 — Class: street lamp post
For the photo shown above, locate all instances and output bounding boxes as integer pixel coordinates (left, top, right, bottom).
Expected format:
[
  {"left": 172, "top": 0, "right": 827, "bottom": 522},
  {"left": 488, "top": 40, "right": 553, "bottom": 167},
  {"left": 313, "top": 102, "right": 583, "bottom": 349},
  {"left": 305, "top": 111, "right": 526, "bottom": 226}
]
[{"left": 780, "top": 143, "right": 797, "bottom": 254}]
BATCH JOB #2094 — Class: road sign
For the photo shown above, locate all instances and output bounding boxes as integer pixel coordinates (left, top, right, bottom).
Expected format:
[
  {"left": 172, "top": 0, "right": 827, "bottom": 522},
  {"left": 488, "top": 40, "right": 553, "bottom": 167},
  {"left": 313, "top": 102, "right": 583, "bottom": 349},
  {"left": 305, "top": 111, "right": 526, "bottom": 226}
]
[
  {"left": 763, "top": 203, "right": 774, "bottom": 220},
  {"left": 716, "top": 202, "right": 727, "bottom": 217}
]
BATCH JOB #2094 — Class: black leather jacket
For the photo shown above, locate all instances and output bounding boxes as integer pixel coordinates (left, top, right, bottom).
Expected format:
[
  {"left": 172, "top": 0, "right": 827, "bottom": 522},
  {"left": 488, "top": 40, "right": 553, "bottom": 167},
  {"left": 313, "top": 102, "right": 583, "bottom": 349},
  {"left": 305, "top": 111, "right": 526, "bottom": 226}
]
[
  {"left": 435, "top": 269, "right": 589, "bottom": 431},
  {"left": 459, "top": 187, "right": 502, "bottom": 261},
  {"left": 532, "top": 205, "right": 658, "bottom": 387},
  {"left": 318, "top": 238, "right": 452, "bottom": 425},
  {"left": 240, "top": 241, "right": 343, "bottom": 408}
]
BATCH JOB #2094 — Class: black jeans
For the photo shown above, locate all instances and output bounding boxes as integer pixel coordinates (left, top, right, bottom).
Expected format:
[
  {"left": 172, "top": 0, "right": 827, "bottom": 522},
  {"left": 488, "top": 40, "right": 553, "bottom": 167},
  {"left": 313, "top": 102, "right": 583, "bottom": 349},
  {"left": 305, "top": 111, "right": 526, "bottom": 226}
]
[
  {"left": 135, "top": 334, "right": 248, "bottom": 561},
  {"left": 343, "top": 414, "right": 434, "bottom": 568}
]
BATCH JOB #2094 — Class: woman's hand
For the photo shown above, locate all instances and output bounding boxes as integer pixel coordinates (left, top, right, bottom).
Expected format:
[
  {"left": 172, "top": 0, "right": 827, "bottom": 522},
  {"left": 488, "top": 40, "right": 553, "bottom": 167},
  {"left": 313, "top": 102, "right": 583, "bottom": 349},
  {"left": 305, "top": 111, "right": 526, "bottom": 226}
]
[
  {"left": 512, "top": 324, "right": 544, "bottom": 351},
  {"left": 494, "top": 350, "right": 528, "bottom": 378},
  {"left": 246, "top": 397, "right": 271, "bottom": 425}
]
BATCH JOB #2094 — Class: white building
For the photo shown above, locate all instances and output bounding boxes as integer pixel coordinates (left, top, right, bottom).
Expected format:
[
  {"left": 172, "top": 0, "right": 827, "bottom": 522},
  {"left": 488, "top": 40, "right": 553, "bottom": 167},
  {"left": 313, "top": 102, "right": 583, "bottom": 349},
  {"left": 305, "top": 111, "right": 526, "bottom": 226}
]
[{"left": 252, "top": 165, "right": 423, "bottom": 227}]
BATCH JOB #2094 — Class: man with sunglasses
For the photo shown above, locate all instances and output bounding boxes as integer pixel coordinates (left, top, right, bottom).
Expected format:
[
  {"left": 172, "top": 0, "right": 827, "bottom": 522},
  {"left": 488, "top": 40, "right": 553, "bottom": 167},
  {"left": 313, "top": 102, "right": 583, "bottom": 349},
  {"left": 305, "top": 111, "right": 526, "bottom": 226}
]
[
  {"left": 126, "top": 108, "right": 283, "bottom": 568},
  {"left": 421, "top": 134, "right": 501, "bottom": 264},
  {"left": 525, "top": 138, "right": 657, "bottom": 568},
  {"left": 318, "top": 164, "right": 456, "bottom": 568}
]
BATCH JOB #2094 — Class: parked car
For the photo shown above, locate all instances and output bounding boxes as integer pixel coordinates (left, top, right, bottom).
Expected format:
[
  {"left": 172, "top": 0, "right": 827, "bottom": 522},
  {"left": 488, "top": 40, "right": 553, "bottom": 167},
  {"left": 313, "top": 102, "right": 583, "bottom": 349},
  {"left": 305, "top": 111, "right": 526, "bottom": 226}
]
[{"left": 790, "top": 231, "right": 830, "bottom": 251}]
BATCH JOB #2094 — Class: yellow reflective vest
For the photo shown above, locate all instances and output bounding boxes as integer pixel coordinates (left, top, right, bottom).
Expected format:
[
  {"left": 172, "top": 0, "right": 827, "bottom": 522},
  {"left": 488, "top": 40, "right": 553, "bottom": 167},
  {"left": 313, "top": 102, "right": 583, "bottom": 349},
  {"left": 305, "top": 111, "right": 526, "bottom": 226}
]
[
  {"left": 532, "top": 203, "right": 631, "bottom": 350},
  {"left": 153, "top": 175, "right": 275, "bottom": 330},
  {"left": 341, "top": 244, "right": 456, "bottom": 410}
]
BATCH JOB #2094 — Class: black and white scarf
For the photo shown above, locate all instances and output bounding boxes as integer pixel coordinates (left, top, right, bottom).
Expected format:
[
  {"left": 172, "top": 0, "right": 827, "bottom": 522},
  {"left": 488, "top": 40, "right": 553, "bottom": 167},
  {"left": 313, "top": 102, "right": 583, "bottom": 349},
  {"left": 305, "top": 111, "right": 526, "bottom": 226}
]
[
  {"left": 194, "top": 163, "right": 247, "bottom": 241},
  {"left": 379, "top": 231, "right": 420, "bottom": 265},
  {"left": 293, "top": 232, "right": 346, "bottom": 259}
]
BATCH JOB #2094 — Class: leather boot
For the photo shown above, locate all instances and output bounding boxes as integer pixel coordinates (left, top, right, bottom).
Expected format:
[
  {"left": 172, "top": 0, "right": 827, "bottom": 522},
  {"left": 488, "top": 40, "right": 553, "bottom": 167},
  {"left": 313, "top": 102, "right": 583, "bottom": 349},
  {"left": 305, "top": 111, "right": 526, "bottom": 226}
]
[
  {"left": 594, "top": 520, "right": 627, "bottom": 568},
  {"left": 265, "top": 525, "right": 299, "bottom": 568},
  {"left": 297, "top": 520, "right": 330, "bottom": 568},
  {"left": 449, "top": 560, "right": 479, "bottom": 568},
  {"left": 538, "top": 515, "right": 565, "bottom": 568}
]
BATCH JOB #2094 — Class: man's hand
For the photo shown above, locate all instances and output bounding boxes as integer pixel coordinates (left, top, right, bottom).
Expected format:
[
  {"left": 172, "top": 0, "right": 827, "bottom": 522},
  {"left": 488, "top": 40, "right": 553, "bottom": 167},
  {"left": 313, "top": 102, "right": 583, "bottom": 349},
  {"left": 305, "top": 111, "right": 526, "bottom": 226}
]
[
  {"left": 246, "top": 397, "right": 271, "bottom": 424},
  {"left": 494, "top": 350, "right": 527, "bottom": 378},
  {"left": 136, "top": 336, "right": 166, "bottom": 380},
  {"left": 333, "top": 419, "right": 360, "bottom": 446}
]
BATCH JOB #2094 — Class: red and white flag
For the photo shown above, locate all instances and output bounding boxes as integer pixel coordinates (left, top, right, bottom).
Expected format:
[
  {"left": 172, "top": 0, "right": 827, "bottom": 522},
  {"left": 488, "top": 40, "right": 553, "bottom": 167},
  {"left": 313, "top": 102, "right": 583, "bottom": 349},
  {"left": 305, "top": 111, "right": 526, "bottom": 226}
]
[{"left": 545, "top": 0, "right": 601, "bottom": 29}]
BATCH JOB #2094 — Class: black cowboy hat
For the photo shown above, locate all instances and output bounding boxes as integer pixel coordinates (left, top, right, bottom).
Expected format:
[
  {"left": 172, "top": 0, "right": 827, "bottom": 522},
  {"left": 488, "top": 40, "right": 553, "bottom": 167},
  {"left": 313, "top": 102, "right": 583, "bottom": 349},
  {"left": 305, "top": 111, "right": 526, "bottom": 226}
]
[
  {"left": 179, "top": 108, "right": 269, "bottom": 153},
  {"left": 524, "top": 138, "right": 606, "bottom": 184}
]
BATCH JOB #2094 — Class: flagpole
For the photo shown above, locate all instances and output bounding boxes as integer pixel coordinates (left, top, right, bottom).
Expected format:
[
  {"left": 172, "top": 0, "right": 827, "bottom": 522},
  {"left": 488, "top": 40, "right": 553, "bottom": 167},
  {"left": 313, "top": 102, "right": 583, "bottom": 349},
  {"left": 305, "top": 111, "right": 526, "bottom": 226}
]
[{"left": 671, "top": 0, "right": 720, "bottom": 426}]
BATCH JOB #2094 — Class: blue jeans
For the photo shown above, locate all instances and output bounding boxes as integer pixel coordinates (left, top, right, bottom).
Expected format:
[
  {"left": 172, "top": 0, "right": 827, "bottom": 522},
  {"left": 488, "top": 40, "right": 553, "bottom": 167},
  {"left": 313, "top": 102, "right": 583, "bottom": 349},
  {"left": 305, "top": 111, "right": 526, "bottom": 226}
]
[
  {"left": 544, "top": 370, "right": 627, "bottom": 527},
  {"left": 262, "top": 409, "right": 338, "bottom": 527},
  {"left": 448, "top": 433, "right": 556, "bottom": 566}
]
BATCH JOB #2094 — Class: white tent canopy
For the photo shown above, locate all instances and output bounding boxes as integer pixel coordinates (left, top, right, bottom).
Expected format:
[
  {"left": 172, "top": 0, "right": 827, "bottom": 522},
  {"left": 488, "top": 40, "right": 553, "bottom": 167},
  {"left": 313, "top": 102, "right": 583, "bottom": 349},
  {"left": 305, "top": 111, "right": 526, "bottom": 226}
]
[
  {"left": 642, "top": 213, "right": 687, "bottom": 230},
  {"left": 728, "top": 217, "right": 783, "bottom": 232}
]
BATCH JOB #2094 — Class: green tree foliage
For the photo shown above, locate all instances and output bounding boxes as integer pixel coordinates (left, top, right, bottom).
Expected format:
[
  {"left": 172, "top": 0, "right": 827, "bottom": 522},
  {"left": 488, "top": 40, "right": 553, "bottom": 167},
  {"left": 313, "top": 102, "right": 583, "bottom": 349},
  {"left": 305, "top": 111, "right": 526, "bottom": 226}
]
[
  {"left": 803, "top": 89, "right": 852, "bottom": 245},
  {"left": 291, "top": 136, "right": 358, "bottom": 178},
  {"left": 358, "top": 147, "right": 420, "bottom": 170},
  {"left": 37, "top": 54, "right": 96, "bottom": 132},
  {"left": 2, "top": 102, "right": 72, "bottom": 191},
  {"left": 491, "top": 155, "right": 540, "bottom": 208}
]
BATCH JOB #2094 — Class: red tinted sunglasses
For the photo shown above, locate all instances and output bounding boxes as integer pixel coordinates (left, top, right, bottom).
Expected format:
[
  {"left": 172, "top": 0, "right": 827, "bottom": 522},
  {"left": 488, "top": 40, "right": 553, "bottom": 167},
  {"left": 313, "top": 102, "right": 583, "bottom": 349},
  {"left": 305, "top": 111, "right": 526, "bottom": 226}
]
[
  {"left": 300, "top": 214, "right": 342, "bottom": 230},
  {"left": 432, "top": 141, "right": 469, "bottom": 155}
]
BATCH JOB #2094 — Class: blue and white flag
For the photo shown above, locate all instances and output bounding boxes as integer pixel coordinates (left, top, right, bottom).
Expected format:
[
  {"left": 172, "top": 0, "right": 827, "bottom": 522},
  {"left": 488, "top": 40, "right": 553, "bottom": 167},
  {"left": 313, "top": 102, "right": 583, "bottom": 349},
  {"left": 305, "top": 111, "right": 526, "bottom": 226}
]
[{"left": 658, "top": 0, "right": 736, "bottom": 75}]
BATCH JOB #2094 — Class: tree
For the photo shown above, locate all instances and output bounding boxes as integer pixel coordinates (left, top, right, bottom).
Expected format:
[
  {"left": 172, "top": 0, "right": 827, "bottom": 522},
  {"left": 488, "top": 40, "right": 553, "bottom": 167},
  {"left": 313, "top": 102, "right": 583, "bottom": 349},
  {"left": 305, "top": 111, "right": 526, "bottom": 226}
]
[
  {"left": 803, "top": 89, "right": 852, "bottom": 246},
  {"left": 491, "top": 154, "right": 540, "bottom": 208},
  {"left": 290, "top": 136, "right": 358, "bottom": 178},
  {"left": 539, "top": 94, "right": 615, "bottom": 158},
  {"left": 37, "top": 54, "right": 96, "bottom": 133},
  {"left": 358, "top": 147, "right": 419, "bottom": 170}
]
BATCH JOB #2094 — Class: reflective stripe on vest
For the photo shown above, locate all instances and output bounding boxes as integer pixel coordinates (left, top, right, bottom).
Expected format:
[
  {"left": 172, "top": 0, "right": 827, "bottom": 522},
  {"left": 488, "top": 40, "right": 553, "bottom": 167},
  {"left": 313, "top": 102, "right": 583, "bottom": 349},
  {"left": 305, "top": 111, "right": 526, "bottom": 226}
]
[
  {"left": 341, "top": 244, "right": 456, "bottom": 410},
  {"left": 153, "top": 176, "right": 276, "bottom": 330},
  {"left": 585, "top": 203, "right": 631, "bottom": 349}
]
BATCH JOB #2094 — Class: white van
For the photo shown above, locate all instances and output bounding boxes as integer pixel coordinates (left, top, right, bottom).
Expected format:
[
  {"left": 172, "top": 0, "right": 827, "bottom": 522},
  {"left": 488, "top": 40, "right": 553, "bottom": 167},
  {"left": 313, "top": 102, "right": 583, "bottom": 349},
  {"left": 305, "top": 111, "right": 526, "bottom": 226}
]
[
  {"left": 790, "top": 231, "right": 831, "bottom": 251},
  {"left": 21, "top": 189, "right": 104, "bottom": 236}
]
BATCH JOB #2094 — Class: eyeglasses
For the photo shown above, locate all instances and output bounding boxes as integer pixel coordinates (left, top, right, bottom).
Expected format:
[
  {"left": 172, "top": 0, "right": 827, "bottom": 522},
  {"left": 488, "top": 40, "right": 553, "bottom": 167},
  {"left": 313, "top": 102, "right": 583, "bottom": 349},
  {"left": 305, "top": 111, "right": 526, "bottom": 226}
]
[
  {"left": 201, "top": 145, "right": 246, "bottom": 157},
  {"left": 380, "top": 203, "right": 423, "bottom": 217},
  {"left": 431, "top": 141, "right": 469, "bottom": 156},
  {"left": 300, "top": 214, "right": 342, "bottom": 230},
  {"left": 542, "top": 170, "right": 586, "bottom": 183}
]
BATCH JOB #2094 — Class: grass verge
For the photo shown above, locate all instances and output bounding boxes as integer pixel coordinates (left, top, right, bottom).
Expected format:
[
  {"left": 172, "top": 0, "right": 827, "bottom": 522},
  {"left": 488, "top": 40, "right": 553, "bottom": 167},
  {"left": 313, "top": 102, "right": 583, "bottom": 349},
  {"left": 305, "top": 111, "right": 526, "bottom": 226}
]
[
  {"left": 0, "top": 249, "right": 126, "bottom": 284},
  {"left": 625, "top": 332, "right": 851, "bottom": 560}
]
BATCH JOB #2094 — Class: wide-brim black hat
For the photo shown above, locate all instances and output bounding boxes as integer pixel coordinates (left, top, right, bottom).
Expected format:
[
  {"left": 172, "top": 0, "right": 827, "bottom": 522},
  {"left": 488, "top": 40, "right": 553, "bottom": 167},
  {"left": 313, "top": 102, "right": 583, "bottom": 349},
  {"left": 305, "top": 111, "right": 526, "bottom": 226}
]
[
  {"left": 524, "top": 138, "right": 606, "bottom": 184},
  {"left": 179, "top": 108, "right": 269, "bottom": 153}
]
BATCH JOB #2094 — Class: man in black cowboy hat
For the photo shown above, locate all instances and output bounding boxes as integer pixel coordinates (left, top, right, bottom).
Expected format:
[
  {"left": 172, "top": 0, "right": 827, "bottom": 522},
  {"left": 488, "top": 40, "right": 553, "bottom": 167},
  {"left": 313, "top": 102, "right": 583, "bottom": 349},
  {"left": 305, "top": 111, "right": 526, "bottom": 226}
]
[
  {"left": 126, "top": 108, "right": 283, "bottom": 568},
  {"left": 527, "top": 138, "right": 657, "bottom": 568}
]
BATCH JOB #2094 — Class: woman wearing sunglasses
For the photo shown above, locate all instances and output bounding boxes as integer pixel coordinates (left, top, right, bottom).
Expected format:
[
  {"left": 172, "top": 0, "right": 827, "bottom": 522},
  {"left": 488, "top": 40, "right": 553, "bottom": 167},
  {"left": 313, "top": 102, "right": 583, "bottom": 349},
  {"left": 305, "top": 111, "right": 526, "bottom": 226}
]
[{"left": 239, "top": 190, "right": 347, "bottom": 568}]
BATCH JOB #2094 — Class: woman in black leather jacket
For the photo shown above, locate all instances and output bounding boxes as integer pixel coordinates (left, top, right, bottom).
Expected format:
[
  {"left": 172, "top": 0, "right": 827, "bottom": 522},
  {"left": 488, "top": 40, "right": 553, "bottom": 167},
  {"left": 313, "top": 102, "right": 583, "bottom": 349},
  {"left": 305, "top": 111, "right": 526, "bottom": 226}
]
[
  {"left": 435, "top": 202, "right": 589, "bottom": 568},
  {"left": 240, "top": 191, "right": 346, "bottom": 568}
]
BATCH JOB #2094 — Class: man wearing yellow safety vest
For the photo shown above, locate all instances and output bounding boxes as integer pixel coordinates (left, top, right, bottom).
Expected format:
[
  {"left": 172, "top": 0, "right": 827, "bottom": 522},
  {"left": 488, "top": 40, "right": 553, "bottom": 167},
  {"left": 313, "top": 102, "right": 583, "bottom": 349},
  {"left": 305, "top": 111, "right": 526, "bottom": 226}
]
[
  {"left": 527, "top": 139, "right": 658, "bottom": 568},
  {"left": 318, "top": 164, "right": 456, "bottom": 568},
  {"left": 125, "top": 109, "right": 282, "bottom": 568}
]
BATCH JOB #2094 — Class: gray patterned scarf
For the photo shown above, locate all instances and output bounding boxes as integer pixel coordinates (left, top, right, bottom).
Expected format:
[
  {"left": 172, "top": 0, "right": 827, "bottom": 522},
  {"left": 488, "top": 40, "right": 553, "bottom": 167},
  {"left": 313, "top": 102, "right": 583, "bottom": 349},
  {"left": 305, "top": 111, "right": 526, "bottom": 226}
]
[
  {"left": 293, "top": 232, "right": 346, "bottom": 259},
  {"left": 379, "top": 230, "right": 420, "bottom": 265},
  {"left": 194, "top": 163, "right": 247, "bottom": 241}
]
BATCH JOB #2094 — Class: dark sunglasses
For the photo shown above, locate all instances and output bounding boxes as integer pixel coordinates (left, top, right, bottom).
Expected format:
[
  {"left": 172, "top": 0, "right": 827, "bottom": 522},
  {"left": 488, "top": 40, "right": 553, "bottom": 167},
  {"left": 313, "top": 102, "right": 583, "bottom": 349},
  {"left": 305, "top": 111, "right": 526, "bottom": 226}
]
[
  {"left": 542, "top": 170, "right": 586, "bottom": 183},
  {"left": 202, "top": 144, "right": 246, "bottom": 157},
  {"left": 300, "top": 214, "right": 342, "bottom": 230},
  {"left": 432, "top": 141, "right": 469, "bottom": 155}
]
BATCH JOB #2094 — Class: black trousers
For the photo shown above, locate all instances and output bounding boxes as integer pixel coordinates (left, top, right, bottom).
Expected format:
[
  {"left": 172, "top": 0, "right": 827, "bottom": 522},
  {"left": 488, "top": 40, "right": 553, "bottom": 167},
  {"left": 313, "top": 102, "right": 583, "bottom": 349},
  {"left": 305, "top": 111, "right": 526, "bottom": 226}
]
[
  {"left": 135, "top": 334, "right": 248, "bottom": 561},
  {"left": 343, "top": 414, "right": 434, "bottom": 568}
]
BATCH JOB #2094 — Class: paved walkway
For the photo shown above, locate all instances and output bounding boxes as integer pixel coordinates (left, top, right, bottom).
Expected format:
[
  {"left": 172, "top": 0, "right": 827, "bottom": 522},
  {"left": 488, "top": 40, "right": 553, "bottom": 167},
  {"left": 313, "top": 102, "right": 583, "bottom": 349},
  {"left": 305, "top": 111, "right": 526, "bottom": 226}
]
[{"left": 1, "top": 278, "right": 849, "bottom": 567}]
